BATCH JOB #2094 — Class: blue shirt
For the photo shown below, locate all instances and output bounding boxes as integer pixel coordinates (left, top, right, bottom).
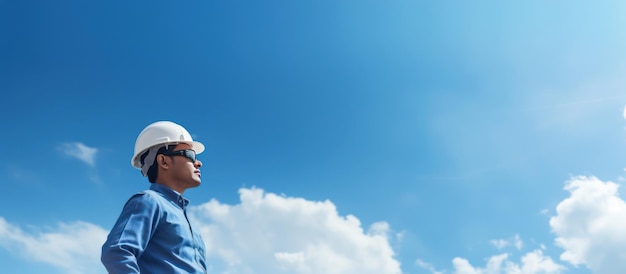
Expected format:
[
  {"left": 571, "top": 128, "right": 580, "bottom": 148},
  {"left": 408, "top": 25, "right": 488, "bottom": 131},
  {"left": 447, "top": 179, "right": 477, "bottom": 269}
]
[{"left": 101, "top": 183, "right": 207, "bottom": 273}]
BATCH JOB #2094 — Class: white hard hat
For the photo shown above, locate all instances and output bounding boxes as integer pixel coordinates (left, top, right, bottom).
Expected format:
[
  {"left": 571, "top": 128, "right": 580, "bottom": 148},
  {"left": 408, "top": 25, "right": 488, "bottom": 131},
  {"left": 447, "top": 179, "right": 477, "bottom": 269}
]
[{"left": 131, "top": 121, "right": 205, "bottom": 169}]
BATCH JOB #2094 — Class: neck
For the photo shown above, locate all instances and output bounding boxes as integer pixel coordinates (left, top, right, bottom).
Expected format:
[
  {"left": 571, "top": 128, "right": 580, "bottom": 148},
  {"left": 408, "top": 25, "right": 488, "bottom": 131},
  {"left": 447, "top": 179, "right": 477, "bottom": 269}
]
[{"left": 155, "top": 180, "right": 185, "bottom": 195}]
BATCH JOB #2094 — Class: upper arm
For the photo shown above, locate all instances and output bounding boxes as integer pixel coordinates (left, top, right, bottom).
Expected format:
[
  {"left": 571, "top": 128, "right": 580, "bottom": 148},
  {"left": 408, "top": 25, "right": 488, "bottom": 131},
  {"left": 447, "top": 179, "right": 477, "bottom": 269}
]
[{"left": 101, "top": 192, "right": 161, "bottom": 271}]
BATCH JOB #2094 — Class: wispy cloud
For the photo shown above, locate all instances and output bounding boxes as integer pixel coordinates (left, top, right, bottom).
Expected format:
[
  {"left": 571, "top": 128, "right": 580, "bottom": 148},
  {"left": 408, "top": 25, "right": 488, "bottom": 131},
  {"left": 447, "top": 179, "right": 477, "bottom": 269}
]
[
  {"left": 514, "top": 234, "right": 523, "bottom": 251},
  {"left": 491, "top": 239, "right": 510, "bottom": 250},
  {"left": 6, "top": 165, "right": 39, "bottom": 186},
  {"left": 58, "top": 142, "right": 98, "bottom": 167},
  {"left": 416, "top": 259, "right": 443, "bottom": 274},
  {"left": 490, "top": 234, "right": 524, "bottom": 251}
]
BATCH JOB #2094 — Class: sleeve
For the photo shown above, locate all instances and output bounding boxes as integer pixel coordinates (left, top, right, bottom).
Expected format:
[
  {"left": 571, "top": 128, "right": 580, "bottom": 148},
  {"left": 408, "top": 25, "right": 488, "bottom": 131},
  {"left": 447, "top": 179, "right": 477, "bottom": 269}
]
[{"left": 100, "top": 192, "right": 161, "bottom": 273}]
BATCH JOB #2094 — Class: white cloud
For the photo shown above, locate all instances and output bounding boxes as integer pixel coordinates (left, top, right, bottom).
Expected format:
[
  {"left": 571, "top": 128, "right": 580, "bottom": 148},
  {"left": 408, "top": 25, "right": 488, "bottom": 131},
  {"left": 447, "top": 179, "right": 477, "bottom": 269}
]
[
  {"left": 622, "top": 104, "right": 626, "bottom": 120},
  {"left": 0, "top": 217, "right": 108, "bottom": 274},
  {"left": 189, "top": 187, "right": 402, "bottom": 274},
  {"left": 550, "top": 176, "right": 626, "bottom": 273},
  {"left": 452, "top": 249, "right": 565, "bottom": 274},
  {"left": 58, "top": 142, "right": 98, "bottom": 166}
]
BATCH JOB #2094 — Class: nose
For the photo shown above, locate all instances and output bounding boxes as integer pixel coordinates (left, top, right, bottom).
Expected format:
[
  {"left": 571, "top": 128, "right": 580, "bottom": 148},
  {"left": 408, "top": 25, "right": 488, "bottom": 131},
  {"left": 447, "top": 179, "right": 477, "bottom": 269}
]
[{"left": 194, "top": 159, "right": 202, "bottom": 168}]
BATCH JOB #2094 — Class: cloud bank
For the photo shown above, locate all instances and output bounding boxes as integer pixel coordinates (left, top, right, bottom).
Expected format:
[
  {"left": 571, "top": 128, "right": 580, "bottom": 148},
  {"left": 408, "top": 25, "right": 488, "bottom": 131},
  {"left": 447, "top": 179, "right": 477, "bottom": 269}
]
[
  {"left": 189, "top": 187, "right": 402, "bottom": 274},
  {"left": 4, "top": 177, "right": 626, "bottom": 274},
  {"left": 0, "top": 217, "right": 108, "bottom": 274},
  {"left": 0, "top": 188, "right": 400, "bottom": 274}
]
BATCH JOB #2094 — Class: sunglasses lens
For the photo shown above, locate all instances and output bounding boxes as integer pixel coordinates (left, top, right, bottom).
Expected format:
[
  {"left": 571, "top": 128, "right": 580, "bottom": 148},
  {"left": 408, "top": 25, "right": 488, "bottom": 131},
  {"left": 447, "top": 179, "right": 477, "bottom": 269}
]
[
  {"left": 185, "top": 150, "right": 196, "bottom": 162},
  {"left": 163, "top": 150, "right": 197, "bottom": 163}
]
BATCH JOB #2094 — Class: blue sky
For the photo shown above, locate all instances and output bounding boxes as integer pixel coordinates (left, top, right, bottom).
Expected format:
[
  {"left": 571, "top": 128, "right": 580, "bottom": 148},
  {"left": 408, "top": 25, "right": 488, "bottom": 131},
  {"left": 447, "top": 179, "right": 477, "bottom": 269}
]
[{"left": 2, "top": 1, "right": 626, "bottom": 273}]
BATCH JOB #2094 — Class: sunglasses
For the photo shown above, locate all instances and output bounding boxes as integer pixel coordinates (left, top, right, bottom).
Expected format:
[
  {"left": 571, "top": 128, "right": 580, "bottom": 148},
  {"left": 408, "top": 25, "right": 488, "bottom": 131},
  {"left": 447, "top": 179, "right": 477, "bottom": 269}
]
[{"left": 162, "top": 149, "right": 198, "bottom": 163}]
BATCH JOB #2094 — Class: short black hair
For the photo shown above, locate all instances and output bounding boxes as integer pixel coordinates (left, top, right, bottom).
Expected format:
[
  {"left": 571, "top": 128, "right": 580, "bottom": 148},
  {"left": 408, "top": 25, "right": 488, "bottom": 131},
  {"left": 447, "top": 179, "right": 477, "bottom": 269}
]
[{"left": 140, "top": 144, "right": 178, "bottom": 183}]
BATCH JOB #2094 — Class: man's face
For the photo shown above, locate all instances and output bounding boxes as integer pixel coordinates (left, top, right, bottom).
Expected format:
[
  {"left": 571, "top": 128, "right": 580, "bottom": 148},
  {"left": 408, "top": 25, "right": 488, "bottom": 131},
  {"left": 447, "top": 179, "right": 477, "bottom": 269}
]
[{"left": 167, "top": 143, "right": 202, "bottom": 189}]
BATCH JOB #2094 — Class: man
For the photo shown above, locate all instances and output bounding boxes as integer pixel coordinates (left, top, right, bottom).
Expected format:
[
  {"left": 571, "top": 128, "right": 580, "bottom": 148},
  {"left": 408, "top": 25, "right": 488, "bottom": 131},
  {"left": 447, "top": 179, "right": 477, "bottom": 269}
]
[{"left": 101, "top": 121, "right": 208, "bottom": 273}]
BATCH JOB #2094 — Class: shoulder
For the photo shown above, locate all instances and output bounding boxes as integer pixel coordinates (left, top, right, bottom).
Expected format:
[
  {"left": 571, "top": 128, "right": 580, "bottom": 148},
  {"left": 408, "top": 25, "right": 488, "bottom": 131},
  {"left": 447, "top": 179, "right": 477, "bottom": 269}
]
[{"left": 122, "top": 189, "right": 163, "bottom": 212}]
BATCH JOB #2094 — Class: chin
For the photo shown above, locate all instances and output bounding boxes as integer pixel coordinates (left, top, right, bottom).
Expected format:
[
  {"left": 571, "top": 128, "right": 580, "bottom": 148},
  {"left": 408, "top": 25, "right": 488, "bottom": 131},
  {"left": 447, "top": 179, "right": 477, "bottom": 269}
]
[{"left": 190, "top": 179, "right": 202, "bottom": 187}]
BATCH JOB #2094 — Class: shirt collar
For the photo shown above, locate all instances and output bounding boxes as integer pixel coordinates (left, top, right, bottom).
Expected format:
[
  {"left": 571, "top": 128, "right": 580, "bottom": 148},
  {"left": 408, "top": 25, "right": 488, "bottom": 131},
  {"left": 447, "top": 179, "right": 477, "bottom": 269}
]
[{"left": 150, "top": 183, "right": 190, "bottom": 209}]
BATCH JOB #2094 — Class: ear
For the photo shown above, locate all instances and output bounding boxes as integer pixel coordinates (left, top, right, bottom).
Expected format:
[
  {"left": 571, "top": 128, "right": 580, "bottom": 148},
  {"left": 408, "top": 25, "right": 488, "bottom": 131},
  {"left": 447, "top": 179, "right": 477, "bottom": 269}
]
[{"left": 157, "top": 155, "right": 169, "bottom": 169}]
